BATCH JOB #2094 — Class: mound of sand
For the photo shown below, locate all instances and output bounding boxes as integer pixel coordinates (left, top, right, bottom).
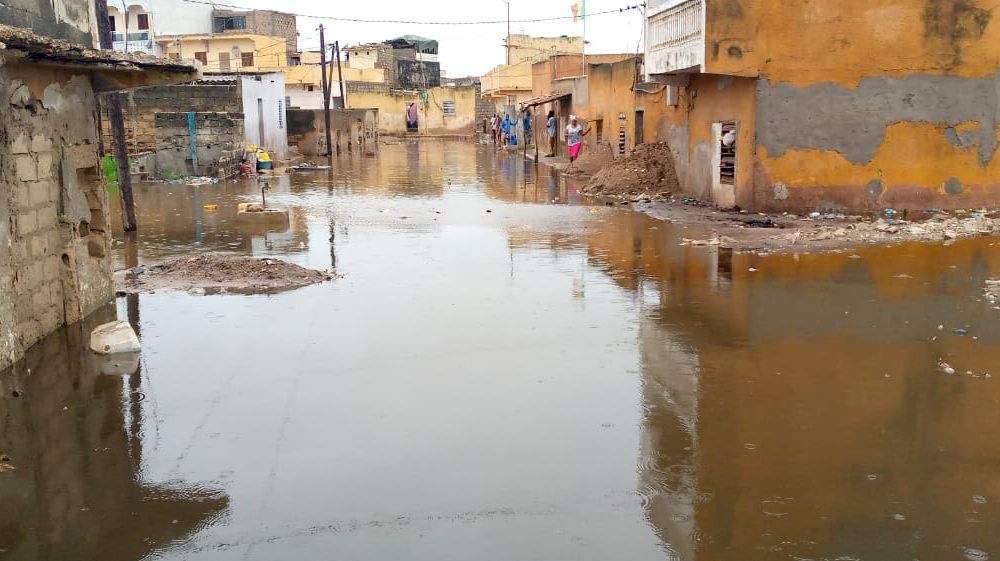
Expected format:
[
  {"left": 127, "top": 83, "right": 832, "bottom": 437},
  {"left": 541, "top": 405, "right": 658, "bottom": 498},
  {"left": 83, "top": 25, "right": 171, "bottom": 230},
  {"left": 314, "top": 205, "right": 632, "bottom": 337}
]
[
  {"left": 582, "top": 142, "right": 680, "bottom": 199},
  {"left": 566, "top": 141, "right": 615, "bottom": 176},
  {"left": 119, "top": 254, "right": 332, "bottom": 294}
]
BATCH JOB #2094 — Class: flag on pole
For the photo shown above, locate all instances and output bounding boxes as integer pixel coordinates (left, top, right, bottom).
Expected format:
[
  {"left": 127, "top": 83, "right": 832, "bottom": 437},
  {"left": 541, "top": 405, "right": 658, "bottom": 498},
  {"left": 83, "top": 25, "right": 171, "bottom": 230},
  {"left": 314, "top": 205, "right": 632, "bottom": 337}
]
[{"left": 571, "top": 0, "right": 585, "bottom": 21}]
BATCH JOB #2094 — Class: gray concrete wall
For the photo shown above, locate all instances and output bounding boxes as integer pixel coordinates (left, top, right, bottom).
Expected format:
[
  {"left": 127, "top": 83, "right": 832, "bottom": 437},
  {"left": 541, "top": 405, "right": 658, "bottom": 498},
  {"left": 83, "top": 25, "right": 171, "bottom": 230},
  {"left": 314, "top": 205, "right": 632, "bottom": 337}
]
[
  {"left": 153, "top": 112, "right": 244, "bottom": 177},
  {"left": 756, "top": 73, "right": 1000, "bottom": 166},
  {"left": 0, "top": 61, "right": 113, "bottom": 370},
  {"left": 286, "top": 108, "right": 378, "bottom": 156}
]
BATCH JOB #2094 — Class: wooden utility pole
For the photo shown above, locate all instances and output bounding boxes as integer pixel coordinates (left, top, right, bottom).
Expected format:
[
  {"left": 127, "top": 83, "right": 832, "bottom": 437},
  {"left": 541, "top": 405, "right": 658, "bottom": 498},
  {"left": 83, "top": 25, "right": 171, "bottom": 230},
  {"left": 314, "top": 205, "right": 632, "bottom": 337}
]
[
  {"left": 319, "top": 24, "right": 333, "bottom": 159},
  {"left": 95, "top": 0, "right": 137, "bottom": 231}
]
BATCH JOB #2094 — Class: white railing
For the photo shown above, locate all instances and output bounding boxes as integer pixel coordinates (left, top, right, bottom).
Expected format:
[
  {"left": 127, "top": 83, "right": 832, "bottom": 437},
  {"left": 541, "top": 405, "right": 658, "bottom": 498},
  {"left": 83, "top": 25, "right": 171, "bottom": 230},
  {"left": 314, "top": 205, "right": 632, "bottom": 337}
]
[
  {"left": 648, "top": 0, "right": 702, "bottom": 51},
  {"left": 111, "top": 31, "right": 154, "bottom": 54}
]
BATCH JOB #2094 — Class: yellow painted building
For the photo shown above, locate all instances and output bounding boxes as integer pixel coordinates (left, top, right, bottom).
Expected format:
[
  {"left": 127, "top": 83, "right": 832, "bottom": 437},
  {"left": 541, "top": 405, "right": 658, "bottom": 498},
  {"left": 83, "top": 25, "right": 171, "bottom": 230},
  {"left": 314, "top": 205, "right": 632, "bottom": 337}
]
[
  {"left": 482, "top": 35, "right": 585, "bottom": 112},
  {"left": 157, "top": 33, "right": 289, "bottom": 73},
  {"left": 644, "top": 0, "right": 1000, "bottom": 212},
  {"left": 346, "top": 84, "right": 479, "bottom": 134}
]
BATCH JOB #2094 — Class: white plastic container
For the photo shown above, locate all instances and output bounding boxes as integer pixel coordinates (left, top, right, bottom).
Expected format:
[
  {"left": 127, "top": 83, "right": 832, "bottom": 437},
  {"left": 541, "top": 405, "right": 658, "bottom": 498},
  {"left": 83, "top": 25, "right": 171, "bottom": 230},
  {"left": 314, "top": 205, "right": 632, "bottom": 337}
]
[{"left": 90, "top": 320, "right": 141, "bottom": 354}]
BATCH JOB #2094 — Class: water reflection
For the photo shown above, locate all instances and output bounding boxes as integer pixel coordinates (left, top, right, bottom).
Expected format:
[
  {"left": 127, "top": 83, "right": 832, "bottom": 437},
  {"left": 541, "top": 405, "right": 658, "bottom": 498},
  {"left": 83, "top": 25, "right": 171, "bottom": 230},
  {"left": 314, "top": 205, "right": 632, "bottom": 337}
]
[{"left": 0, "top": 307, "right": 228, "bottom": 561}]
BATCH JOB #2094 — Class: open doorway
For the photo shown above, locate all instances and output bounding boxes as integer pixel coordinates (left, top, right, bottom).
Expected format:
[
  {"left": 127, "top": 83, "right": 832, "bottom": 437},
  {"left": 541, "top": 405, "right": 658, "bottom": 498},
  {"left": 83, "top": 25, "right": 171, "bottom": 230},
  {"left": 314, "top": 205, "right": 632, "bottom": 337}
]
[
  {"left": 710, "top": 120, "right": 738, "bottom": 207},
  {"left": 634, "top": 110, "right": 644, "bottom": 145}
]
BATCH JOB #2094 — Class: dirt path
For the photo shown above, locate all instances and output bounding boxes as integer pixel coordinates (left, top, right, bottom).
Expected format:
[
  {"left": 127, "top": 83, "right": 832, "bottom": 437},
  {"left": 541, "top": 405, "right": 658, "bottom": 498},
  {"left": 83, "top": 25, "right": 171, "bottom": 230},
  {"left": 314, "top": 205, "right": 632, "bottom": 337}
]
[{"left": 117, "top": 254, "right": 333, "bottom": 294}]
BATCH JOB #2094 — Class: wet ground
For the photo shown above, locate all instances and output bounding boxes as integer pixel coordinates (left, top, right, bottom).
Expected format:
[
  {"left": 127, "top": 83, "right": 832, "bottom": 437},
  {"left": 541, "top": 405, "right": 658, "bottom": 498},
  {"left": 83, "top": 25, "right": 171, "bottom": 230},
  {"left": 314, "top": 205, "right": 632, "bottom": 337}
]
[{"left": 3, "top": 139, "right": 1000, "bottom": 560}]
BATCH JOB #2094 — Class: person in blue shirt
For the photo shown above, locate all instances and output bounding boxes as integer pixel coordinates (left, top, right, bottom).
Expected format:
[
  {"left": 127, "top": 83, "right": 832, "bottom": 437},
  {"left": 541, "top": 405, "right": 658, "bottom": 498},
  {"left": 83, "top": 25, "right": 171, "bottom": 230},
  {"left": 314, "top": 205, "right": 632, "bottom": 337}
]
[
  {"left": 501, "top": 114, "right": 512, "bottom": 145},
  {"left": 522, "top": 110, "right": 532, "bottom": 145}
]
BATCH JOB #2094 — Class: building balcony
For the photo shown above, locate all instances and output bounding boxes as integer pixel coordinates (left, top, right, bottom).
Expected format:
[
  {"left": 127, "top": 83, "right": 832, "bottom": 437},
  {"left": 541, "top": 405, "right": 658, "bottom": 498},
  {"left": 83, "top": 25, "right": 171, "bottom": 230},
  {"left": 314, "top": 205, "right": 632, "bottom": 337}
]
[
  {"left": 645, "top": 0, "right": 704, "bottom": 76},
  {"left": 111, "top": 31, "right": 154, "bottom": 54}
]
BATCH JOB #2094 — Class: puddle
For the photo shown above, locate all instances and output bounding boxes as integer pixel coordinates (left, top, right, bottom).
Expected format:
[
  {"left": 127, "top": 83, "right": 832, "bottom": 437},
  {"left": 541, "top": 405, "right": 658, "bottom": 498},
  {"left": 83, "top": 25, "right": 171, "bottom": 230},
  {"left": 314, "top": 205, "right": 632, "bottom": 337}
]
[{"left": 2, "top": 139, "right": 1000, "bottom": 560}]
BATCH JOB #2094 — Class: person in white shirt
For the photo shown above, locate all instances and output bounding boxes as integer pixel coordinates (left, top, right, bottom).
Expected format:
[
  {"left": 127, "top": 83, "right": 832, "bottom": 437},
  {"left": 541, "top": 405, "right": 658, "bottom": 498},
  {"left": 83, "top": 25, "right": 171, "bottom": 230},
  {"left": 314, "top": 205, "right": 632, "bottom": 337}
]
[{"left": 565, "top": 115, "right": 591, "bottom": 162}]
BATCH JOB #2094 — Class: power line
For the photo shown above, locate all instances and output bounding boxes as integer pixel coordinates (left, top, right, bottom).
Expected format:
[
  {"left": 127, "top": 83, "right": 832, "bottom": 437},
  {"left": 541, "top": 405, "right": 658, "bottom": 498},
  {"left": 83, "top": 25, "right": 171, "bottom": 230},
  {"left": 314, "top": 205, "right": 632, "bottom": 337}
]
[{"left": 179, "top": 0, "right": 643, "bottom": 25}]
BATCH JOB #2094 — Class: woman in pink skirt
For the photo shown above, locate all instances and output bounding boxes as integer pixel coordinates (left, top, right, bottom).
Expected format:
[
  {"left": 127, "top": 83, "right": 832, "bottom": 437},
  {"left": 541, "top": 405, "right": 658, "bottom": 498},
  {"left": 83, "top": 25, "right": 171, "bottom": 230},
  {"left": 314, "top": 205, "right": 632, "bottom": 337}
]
[{"left": 566, "top": 115, "right": 591, "bottom": 162}]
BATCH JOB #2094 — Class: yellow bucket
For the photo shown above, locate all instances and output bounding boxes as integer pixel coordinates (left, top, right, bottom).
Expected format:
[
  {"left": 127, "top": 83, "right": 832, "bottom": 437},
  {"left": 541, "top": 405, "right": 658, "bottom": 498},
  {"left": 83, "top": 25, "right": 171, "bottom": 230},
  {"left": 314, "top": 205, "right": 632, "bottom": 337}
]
[{"left": 204, "top": 204, "right": 218, "bottom": 211}]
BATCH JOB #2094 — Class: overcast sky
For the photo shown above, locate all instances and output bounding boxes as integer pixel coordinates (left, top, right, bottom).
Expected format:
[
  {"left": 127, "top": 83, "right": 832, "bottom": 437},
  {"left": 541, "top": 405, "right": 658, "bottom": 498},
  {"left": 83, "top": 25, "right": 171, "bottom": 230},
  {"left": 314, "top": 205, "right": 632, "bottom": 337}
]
[{"left": 228, "top": 0, "right": 646, "bottom": 76}]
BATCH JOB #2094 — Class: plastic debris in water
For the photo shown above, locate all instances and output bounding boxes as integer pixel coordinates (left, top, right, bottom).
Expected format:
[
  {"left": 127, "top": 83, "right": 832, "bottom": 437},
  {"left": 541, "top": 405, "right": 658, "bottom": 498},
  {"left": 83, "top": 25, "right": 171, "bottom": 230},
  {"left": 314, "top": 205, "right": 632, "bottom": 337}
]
[
  {"left": 954, "top": 328, "right": 968, "bottom": 335},
  {"left": 938, "top": 359, "right": 956, "bottom": 375}
]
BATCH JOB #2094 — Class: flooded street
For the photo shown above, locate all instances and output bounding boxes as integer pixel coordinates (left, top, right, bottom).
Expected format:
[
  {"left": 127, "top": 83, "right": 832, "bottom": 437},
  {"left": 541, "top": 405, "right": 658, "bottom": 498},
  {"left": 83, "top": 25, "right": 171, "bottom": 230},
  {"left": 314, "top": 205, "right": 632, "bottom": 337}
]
[{"left": 4, "top": 139, "right": 1000, "bottom": 560}]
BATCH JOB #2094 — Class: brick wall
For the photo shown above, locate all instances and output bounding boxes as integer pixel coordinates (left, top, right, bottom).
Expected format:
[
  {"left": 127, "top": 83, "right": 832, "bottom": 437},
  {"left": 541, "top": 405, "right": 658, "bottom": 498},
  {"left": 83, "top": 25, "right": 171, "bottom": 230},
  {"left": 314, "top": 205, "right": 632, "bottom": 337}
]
[
  {"left": 376, "top": 46, "right": 397, "bottom": 87},
  {"left": 1, "top": 63, "right": 113, "bottom": 370},
  {"left": 101, "top": 83, "right": 242, "bottom": 156},
  {"left": 474, "top": 82, "right": 495, "bottom": 132},
  {"left": 213, "top": 9, "right": 298, "bottom": 55},
  {"left": 346, "top": 81, "right": 391, "bottom": 95}
]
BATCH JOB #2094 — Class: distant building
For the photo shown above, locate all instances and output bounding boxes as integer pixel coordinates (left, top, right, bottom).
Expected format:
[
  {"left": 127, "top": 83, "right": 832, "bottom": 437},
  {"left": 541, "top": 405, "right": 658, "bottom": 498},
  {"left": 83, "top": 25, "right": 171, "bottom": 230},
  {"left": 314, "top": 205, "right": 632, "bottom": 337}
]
[
  {"left": 211, "top": 9, "right": 297, "bottom": 61},
  {"left": 101, "top": 4, "right": 295, "bottom": 60},
  {"left": 481, "top": 35, "right": 584, "bottom": 111},
  {"left": 157, "top": 33, "right": 289, "bottom": 73},
  {"left": 105, "top": 0, "right": 214, "bottom": 55}
]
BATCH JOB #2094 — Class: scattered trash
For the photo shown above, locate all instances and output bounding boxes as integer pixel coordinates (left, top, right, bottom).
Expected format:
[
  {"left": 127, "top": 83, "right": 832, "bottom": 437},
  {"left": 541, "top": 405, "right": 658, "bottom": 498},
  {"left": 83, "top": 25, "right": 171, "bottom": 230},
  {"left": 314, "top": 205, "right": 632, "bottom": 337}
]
[
  {"left": 166, "top": 176, "right": 218, "bottom": 186},
  {"left": 748, "top": 267, "right": 758, "bottom": 272},
  {"left": 188, "top": 287, "right": 206, "bottom": 296},
  {"left": 954, "top": 328, "right": 968, "bottom": 336},
  {"left": 893, "top": 513, "right": 906, "bottom": 521},
  {"left": 0, "top": 463, "right": 14, "bottom": 473},
  {"left": 129, "top": 265, "right": 145, "bottom": 275},
  {"left": 0, "top": 454, "right": 9, "bottom": 462},
  {"left": 291, "top": 162, "right": 331, "bottom": 171},
  {"left": 486, "top": 209, "right": 492, "bottom": 213},
  {"left": 885, "top": 208, "right": 896, "bottom": 217},
  {"left": 808, "top": 212, "right": 821, "bottom": 218},
  {"left": 10, "top": 389, "right": 23, "bottom": 398},
  {"left": 938, "top": 359, "right": 956, "bottom": 375},
  {"left": 938, "top": 324, "right": 944, "bottom": 331},
  {"left": 204, "top": 204, "right": 218, "bottom": 211},
  {"left": 89, "top": 320, "right": 141, "bottom": 354}
]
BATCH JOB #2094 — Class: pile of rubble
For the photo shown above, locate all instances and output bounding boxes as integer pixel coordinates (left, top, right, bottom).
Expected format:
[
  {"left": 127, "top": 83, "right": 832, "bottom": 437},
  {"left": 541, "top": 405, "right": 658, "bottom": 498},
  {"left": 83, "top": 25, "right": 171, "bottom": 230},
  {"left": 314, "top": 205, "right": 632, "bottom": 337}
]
[{"left": 773, "top": 212, "right": 999, "bottom": 246}]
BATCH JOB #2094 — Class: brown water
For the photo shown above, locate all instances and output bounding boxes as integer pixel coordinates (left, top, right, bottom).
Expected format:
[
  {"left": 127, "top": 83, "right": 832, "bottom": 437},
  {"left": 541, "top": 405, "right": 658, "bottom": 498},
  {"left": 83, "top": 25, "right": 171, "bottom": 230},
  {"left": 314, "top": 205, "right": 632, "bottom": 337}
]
[{"left": 3, "top": 138, "right": 1000, "bottom": 561}]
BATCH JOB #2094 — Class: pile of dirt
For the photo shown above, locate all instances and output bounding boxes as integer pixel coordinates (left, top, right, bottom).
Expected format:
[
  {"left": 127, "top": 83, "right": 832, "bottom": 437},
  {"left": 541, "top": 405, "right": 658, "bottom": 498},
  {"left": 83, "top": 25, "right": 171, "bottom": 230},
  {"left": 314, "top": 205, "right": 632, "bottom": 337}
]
[
  {"left": 119, "top": 254, "right": 332, "bottom": 294},
  {"left": 566, "top": 141, "right": 615, "bottom": 176},
  {"left": 582, "top": 142, "right": 680, "bottom": 200}
]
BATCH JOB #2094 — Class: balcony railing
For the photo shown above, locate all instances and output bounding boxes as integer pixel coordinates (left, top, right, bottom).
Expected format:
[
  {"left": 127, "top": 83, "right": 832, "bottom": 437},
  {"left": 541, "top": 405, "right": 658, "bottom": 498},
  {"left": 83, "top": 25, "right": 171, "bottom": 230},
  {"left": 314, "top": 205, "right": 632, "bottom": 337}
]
[
  {"left": 111, "top": 30, "right": 154, "bottom": 53},
  {"left": 648, "top": 0, "right": 702, "bottom": 51},
  {"left": 645, "top": 0, "right": 704, "bottom": 74}
]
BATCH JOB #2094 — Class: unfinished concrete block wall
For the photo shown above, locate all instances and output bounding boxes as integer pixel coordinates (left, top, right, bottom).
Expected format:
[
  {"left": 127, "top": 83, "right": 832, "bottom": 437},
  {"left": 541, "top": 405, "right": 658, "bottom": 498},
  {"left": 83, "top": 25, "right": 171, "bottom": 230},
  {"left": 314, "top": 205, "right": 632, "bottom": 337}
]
[
  {"left": 0, "top": 63, "right": 113, "bottom": 370},
  {"left": 474, "top": 82, "right": 494, "bottom": 132},
  {"left": 286, "top": 108, "right": 378, "bottom": 156},
  {"left": 100, "top": 83, "right": 242, "bottom": 156},
  {"left": 153, "top": 112, "right": 245, "bottom": 177}
]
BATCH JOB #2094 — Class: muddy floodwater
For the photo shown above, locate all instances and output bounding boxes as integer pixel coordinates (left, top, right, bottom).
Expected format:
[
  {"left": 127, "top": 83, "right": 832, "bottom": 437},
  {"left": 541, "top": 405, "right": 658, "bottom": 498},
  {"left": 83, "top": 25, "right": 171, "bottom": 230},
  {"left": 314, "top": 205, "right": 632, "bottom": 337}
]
[{"left": 4, "top": 139, "right": 1000, "bottom": 561}]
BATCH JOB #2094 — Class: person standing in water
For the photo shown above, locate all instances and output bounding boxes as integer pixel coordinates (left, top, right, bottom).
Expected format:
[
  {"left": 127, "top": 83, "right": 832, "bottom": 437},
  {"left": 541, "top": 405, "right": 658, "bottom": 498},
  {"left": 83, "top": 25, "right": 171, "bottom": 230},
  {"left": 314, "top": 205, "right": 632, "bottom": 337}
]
[
  {"left": 566, "top": 115, "right": 591, "bottom": 162},
  {"left": 545, "top": 110, "right": 557, "bottom": 157}
]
